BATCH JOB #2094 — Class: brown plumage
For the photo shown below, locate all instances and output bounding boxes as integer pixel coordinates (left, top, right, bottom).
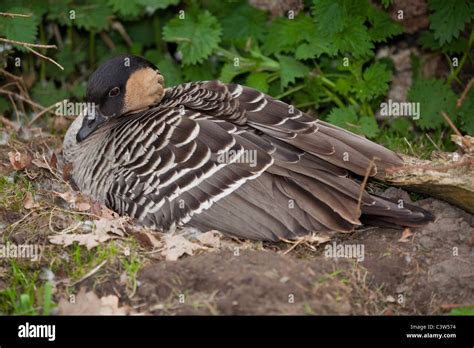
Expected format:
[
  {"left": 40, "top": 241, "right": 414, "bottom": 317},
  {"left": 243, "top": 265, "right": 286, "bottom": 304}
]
[{"left": 63, "top": 55, "right": 433, "bottom": 241}]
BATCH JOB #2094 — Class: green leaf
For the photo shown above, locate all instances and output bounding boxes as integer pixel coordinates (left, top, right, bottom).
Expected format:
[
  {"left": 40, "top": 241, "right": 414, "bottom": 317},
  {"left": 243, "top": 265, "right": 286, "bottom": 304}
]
[
  {"left": 419, "top": 31, "right": 469, "bottom": 54},
  {"left": 74, "top": 1, "right": 114, "bottom": 31},
  {"left": 408, "top": 79, "right": 457, "bottom": 130},
  {"left": 327, "top": 106, "right": 358, "bottom": 129},
  {"left": 457, "top": 88, "right": 474, "bottom": 135},
  {"left": 333, "top": 17, "right": 374, "bottom": 58},
  {"left": 367, "top": 6, "right": 404, "bottom": 42},
  {"left": 312, "top": 0, "right": 346, "bottom": 35},
  {"left": 390, "top": 118, "right": 411, "bottom": 134},
  {"left": 262, "top": 15, "right": 316, "bottom": 55},
  {"left": 359, "top": 116, "right": 380, "bottom": 138},
  {"left": 353, "top": 62, "right": 392, "bottom": 101},
  {"left": 0, "top": 6, "right": 39, "bottom": 44},
  {"left": 108, "top": 0, "right": 142, "bottom": 17},
  {"left": 219, "top": 2, "right": 267, "bottom": 42},
  {"left": 295, "top": 35, "right": 337, "bottom": 59},
  {"left": 246, "top": 72, "right": 270, "bottom": 93},
  {"left": 278, "top": 55, "right": 310, "bottom": 89},
  {"left": 428, "top": 0, "right": 474, "bottom": 45},
  {"left": 163, "top": 11, "right": 221, "bottom": 65}
]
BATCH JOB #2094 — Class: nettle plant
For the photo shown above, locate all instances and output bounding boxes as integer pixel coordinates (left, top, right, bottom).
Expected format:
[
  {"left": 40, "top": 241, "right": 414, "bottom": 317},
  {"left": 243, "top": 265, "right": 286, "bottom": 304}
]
[{"left": 0, "top": 0, "right": 472, "bottom": 152}]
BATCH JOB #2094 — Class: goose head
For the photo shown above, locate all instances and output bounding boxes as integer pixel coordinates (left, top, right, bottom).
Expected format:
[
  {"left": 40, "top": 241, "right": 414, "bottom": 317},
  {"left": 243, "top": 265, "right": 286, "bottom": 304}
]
[{"left": 77, "top": 54, "right": 165, "bottom": 142}]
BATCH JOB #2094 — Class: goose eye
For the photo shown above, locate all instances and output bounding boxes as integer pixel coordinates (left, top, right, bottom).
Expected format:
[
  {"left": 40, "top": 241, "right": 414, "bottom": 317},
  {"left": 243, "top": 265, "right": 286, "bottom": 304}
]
[{"left": 108, "top": 87, "right": 120, "bottom": 97}]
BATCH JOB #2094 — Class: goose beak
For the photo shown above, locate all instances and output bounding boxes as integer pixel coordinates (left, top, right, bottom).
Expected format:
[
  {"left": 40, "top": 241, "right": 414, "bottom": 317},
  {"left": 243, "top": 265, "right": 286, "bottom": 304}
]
[{"left": 76, "top": 104, "right": 107, "bottom": 142}]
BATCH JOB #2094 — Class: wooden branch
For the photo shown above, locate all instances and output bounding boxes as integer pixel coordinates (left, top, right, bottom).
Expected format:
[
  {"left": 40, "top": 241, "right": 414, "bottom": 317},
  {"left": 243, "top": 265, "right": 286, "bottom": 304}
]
[
  {"left": 0, "top": 12, "right": 32, "bottom": 18},
  {"left": 385, "top": 136, "right": 474, "bottom": 214}
]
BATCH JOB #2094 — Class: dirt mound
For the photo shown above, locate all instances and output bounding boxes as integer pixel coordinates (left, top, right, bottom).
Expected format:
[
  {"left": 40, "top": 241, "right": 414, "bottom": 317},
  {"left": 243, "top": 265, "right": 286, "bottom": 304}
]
[{"left": 137, "top": 194, "right": 474, "bottom": 315}]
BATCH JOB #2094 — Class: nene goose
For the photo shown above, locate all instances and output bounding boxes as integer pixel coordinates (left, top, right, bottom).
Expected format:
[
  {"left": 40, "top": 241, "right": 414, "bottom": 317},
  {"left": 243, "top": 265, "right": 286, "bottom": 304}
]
[{"left": 63, "top": 54, "right": 433, "bottom": 241}]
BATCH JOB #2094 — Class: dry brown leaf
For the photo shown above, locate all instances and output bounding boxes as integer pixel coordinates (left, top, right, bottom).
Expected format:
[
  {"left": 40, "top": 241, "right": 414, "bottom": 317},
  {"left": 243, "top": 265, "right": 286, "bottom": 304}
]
[
  {"left": 23, "top": 191, "right": 39, "bottom": 209},
  {"left": 161, "top": 234, "right": 205, "bottom": 261},
  {"left": 90, "top": 202, "right": 120, "bottom": 220},
  {"left": 49, "top": 218, "right": 125, "bottom": 250},
  {"left": 57, "top": 287, "right": 129, "bottom": 315},
  {"left": 55, "top": 191, "right": 91, "bottom": 212},
  {"left": 62, "top": 162, "right": 73, "bottom": 182},
  {"left": 8, "top": 151, "right": 31, "bottom": 170},
  {"left": 398, "top": 228, "right": 414, "bottom": 243},
  {"left": 196, "top": 230, "right": 222, "bottom": 248},
  {"left": 132, "top": 230, "right": 163, "bottom": 249}
]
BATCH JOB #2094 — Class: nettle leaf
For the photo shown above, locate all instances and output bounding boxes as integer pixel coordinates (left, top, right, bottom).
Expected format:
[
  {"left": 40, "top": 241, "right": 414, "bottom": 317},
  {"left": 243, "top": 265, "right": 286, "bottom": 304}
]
[
  {"left": 163, "top": 11, "right": 221, "bottom": 65},
  {"left": 428, "top": 0, "right": 474, "bottom": 45},
  {"left": 327, "top": 106, "right": 358, "bottom": 129},
  {"left": 312, "top": 0, "right": 346, "bottom": 35},
  {"left": 278, "top": 55, "right": 310, "bottom": 89},
  {"left": 295, "top": 32, "right": 337, "bottom": 59},
  {"left": 333, "top": 17, "right": 374, "bottom": 58},
  {"left": 408, "top": 79, "right": 457, "bottom": 130},
  {"left": 108, "top": 0, "right": 142, "bottom": 17},
  {"left": 74, "top": 1, "right": 114, "bottom": 31},
  {"left": 219, "top": 2, "right": 267, "bottom": 42},
  {"left": 359, "top": 116, "right": 380, "bottom": 138},
  {"left": 0, "top": 6, "right": 39, "bottom": 44},
  {"left": 457, "top": 88, "right": 474, "bottom": 135},
  {"left": 246, "top": 72, "right": 270, "bottom": 93},
  {"left": 419, "top": 31, "right": 469, "bottom": 54},
  {"left": 367, "top": 6, "right": 404, "bottom": 42},
  {"left": 353, "top": 62, "right": 392, "bottom": 101},
  {"left": 262, "top": 15, "right": 315, "bottom": 55}
]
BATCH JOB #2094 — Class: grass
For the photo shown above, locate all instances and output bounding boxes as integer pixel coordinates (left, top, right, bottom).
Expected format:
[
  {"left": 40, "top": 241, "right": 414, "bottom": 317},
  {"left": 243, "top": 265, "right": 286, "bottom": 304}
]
[{"left": 0, "top": 260, "right": 54, "bottom": 315}]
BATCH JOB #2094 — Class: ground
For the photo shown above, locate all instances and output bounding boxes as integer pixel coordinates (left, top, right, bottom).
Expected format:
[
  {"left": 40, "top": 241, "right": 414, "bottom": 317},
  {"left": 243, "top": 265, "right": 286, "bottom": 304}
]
[{"left": 0, "top": 135, "right": 473, "bottom": 315}]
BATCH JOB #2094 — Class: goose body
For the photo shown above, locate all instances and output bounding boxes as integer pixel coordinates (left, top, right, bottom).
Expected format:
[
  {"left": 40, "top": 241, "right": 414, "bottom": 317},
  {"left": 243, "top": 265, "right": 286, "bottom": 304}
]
[{"left": 63, "top": 55, "right": 433, "bottom": 241}]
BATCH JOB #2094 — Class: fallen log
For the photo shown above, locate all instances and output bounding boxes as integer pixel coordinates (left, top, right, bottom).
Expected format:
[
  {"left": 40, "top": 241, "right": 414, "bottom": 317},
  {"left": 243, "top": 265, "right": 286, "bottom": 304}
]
[{"left": 385, "top": 135, "right": 474, "bottom": 214}]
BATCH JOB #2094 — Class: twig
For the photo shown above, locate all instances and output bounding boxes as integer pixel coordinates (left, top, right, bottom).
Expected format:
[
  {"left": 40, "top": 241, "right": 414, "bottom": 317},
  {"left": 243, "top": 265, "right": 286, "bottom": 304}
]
[
  {"left": 24, "top": 46, "right": 64, "bottom": 70},
  {"left": 0, "top": 37, "right": 56, "bottom": 49},
  {"left": 0, "top": 115, "right": 18, "bottom": 129},
  {"left": 69, "top": 260, "right": 108, "bottom": 287},
  {"left": 0, "top": 68, "right": 23, "bottom": 81},
  {"left": 100, "top": 31, "right": 116, "bottom": 50},
  {"left": 0, "top": 12, "right": 32, "bottom": 18},
  {"left": 111, "top": 21, "right": 133, "bottom": 47},
  {"left": 0, "top": 88, "right": 47, "bottom": 111},
  {"left": 356, "top": 157, "right": 379, "bottom": 213},
  {"left": 441, "top": 111, "right": 462, "bottom": 137},
  {"left": 28, "top": 101, "right": 64, "bottom": 127},
  {"left": 425, "top": 133, "right": 441, "bottom": 152},
  {"left": 403, "top": 137, "right": 416, "bottom": 156},
  {"left": 456, "top": 78, "right": 473, "bottom": 108}
]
